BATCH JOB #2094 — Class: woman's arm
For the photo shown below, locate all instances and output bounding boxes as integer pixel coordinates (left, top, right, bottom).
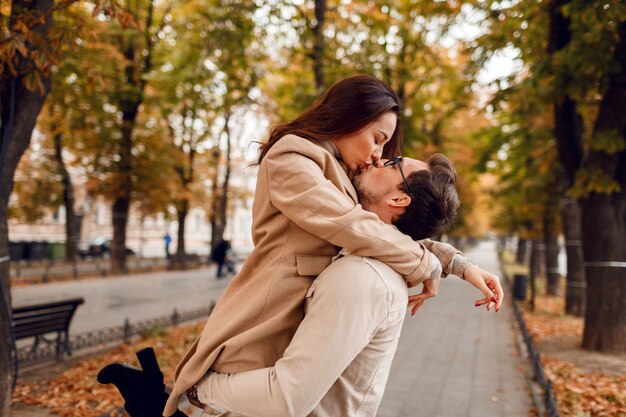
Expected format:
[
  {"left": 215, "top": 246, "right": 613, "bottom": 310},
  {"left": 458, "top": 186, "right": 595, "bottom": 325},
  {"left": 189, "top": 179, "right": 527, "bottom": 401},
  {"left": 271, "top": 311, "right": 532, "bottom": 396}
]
[
  {"left": 420, "top": 239, "right": 461, "bottom": 276},
  {"left": 264, "top": 137, "right": 444, "bottom": 285}
]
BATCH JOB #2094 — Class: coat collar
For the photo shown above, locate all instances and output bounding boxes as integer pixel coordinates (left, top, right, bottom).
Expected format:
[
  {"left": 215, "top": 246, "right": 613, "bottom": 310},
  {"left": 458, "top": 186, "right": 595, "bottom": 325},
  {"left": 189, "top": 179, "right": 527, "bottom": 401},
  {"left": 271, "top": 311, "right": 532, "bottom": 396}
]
[{"left": 314, "top": 140, "right": 358, "bottom": 204}]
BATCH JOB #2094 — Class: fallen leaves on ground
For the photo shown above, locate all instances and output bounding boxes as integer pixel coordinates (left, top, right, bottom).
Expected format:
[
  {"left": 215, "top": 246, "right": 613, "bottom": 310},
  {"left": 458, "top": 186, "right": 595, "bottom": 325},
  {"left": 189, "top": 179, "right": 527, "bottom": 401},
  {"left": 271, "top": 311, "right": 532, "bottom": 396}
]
[
  {"left": 13, "top": 322, "right": 204, "bottom": 416},
  {"left": 520, "top": 295, "right": 583, "bottom": 342},
  {"left": 519, "top": 288, "right": 626, "bottom": 417},
  {"left": 542, "top": 356, "right": 626, "bottom": 417}
]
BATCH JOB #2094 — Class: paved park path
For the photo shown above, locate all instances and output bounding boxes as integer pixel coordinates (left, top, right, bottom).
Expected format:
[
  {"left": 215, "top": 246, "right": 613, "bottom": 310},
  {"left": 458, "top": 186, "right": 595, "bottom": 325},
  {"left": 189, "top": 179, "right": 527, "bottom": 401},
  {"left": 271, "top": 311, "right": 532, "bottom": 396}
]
[
  {"left": 377, "top": 240, "right": 533, "bottom": 417},
  {"left": 12, "top": 240, "right": 533, "bottom": 416},
  {"left": 11, "top": 266, "right": 230, "bottom": 334}
]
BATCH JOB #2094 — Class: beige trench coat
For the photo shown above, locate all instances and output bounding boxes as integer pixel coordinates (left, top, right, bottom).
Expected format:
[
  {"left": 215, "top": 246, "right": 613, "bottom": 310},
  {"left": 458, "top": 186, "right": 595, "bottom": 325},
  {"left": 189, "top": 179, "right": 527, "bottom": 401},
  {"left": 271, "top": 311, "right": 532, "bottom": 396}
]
[{"left": 163, "top": 135, "right": 459, "bottom": 416}]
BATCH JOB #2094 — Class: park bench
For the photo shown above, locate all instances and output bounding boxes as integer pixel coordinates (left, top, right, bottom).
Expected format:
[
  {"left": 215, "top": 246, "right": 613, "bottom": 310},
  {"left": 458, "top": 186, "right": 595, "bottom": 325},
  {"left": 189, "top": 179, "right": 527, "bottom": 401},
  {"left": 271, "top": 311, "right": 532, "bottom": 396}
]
[{"left": 12, "top": 297, "right": 84, "bottom": 360}]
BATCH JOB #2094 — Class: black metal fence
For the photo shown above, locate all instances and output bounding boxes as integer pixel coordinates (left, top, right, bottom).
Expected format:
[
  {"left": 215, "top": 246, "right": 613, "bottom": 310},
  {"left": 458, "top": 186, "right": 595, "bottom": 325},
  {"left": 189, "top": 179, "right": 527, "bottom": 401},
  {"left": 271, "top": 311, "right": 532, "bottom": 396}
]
[
  {"left": 499, "top": 264, "right": 561, "bottom": 417},
  {"left": 17, "top": 302, "right": 216, "bottom": 367}
]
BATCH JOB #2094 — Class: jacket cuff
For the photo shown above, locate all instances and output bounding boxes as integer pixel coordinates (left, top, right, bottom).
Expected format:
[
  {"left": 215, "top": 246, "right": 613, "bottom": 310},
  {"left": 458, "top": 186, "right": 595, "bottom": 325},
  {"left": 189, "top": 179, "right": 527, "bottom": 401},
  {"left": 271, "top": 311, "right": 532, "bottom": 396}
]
[{"left": 450, "top": 254, "right": 472, "bottom": 278}]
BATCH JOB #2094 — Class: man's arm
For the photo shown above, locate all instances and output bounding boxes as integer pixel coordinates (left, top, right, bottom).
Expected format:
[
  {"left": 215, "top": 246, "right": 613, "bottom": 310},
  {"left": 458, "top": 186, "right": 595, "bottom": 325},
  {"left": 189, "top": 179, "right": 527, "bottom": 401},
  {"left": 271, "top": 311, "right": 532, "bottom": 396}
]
[{"left": 197, "top": 259, "right": 391, "bottom": 417}]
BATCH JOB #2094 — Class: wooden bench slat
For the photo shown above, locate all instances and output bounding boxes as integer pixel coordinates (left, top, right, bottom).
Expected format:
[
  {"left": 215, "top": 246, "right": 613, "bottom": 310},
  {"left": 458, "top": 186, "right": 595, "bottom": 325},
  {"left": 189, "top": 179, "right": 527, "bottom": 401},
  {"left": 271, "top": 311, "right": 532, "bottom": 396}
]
[
  {"left": 14, "top": 310, "right": 77, "bottom": 324},
  {"left": 14, "top": 304, "right": 78, "bottom": 315},
  {"left": 14, "top": 319, "right": 73, "bottom": 336},
  {"left": 13, "top": 298, "right": 84, "bottom": 314}
]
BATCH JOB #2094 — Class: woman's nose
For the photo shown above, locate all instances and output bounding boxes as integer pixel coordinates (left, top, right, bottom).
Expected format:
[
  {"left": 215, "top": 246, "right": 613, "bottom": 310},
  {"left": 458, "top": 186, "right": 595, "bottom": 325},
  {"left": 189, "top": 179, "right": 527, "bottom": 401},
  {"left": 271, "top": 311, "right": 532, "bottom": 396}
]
[{"left": 371, "top": 149, "right": 382, "bottom": 164}]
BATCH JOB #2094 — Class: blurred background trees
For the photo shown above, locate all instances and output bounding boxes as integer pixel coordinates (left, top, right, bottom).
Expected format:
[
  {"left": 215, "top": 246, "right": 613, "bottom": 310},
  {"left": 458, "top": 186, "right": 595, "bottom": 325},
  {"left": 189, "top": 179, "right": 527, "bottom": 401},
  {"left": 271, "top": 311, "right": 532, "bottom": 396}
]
[{"left": 1, "top": 0, "right": 625, "bottom": 413}]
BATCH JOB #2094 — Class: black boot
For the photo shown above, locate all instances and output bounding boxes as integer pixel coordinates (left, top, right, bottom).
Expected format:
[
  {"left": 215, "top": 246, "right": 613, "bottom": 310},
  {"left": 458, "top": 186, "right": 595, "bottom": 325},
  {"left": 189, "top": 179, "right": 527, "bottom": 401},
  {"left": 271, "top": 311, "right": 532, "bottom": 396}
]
[{"left": 97, "top": 347, "right": 187, "bottom": 417}]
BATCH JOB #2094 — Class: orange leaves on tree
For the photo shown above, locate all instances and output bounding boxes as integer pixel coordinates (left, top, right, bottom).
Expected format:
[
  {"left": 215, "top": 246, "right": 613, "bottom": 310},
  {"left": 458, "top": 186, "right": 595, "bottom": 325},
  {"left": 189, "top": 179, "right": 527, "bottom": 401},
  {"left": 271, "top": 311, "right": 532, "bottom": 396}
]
[{"left": 22, "top": 69, "right": 46, "bottom": 95}]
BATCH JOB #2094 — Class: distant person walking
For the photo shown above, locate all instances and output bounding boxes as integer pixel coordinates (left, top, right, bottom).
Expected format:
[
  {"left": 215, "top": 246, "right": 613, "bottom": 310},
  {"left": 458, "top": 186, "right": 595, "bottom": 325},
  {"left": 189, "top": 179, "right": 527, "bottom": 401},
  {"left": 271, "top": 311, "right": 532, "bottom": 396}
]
[
  {"left": 211, "top": 238, "right": 234, "bottom": 279},
  {"left": 164, "top": 233, "right": 172, "bottom": 259}
]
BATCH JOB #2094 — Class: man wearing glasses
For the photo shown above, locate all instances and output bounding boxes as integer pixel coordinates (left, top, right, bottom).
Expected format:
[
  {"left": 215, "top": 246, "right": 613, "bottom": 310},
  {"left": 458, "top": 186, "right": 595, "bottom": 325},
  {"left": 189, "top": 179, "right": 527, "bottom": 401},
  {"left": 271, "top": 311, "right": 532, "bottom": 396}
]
[
  {"left": 98, "top": 154, "right": 503, "bottom": 417},
  {"left": 190, "top": 154, "right": 503, "bottom": 417}
]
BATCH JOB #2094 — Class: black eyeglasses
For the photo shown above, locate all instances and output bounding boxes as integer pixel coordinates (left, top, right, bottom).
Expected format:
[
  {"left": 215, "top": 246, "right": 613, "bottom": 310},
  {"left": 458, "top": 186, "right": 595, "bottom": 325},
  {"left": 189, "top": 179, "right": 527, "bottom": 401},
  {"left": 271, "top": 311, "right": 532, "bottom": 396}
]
[{"left": 383, "top": 156, "right": 410, "bottom": 195}]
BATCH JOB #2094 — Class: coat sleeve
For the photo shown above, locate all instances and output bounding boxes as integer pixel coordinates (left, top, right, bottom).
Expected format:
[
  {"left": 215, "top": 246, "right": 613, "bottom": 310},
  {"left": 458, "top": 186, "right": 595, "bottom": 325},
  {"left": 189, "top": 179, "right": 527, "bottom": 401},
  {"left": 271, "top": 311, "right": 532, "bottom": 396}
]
[
  {"left": 419, "top": 239, "right": 462, "bottom": 276},
  {"left": 197, "top": 260, "right": 392, "bottom": 417},
  {"left": 263, "top": 137, "right": 433, "bottom": 285}
]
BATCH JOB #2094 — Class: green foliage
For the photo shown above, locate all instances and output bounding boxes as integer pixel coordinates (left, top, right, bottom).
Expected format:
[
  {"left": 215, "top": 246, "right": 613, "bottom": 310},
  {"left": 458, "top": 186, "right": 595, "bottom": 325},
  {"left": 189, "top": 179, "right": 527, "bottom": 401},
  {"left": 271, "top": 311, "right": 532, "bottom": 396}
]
[
  {"left": 570, "top": 167, "right": 621, "bottom": 198},
  {"left": 588, "top": 129, "right": 626, "bottom": 155},
  {"left": 9, "top": 146, "right": 64, "bottom": 222},
  {"left": 558, "top": 0, "right": 626, "bottom": 99},
  {"left": 472, "top": 0, "right": 626, "bottom": 238}
]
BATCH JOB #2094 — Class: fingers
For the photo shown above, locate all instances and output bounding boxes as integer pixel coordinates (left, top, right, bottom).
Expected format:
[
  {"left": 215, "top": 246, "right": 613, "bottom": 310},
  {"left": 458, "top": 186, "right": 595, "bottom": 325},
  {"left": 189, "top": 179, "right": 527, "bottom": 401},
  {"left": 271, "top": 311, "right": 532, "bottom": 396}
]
[
  {"left": 474, "top": 296, "right": 497, "bottom": 313},
  {"left": 407, "top": 296, "right": 428, "bottom": 316},
  {"left": 490, "top": 278, "right": 505, "bottom": 312},
  {"left": 478, "top": 281, "right": 496, "bottom": 304},
  {"left": 408, "top": 292, "right": 434, "bottom": 305},
  {"left": 482, "top": 270, "right": 504, "bottom": 312},
  {"left": 411, "top": 301, "right": 424, "bottom": 315},
  {"left": 474, "top": 297, "right": 489, "bottom": 307}
]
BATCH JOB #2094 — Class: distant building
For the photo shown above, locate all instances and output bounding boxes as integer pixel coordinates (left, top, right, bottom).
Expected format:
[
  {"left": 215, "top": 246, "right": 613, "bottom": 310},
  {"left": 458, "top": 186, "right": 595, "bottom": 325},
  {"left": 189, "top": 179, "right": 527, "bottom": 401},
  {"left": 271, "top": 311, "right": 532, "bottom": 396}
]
[{"left": 9, "top": 165, "right": 257, "bottom": 259}]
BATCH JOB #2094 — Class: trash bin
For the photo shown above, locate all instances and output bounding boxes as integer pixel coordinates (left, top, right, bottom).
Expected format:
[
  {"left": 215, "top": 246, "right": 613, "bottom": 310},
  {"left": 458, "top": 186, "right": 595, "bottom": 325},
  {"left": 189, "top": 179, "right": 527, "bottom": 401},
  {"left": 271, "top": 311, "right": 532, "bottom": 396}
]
[
  {"left": 48, "top": 242, "right": 67, "bottom": 261},
  {"left": 8, "top": 241, "right": 25, "bottom": 261},
  {"left": 29, "top": 241, "right": 48, "bottom": 261},
  {"left": 513, "top": 274, "right": 527, "bottom": 301}
]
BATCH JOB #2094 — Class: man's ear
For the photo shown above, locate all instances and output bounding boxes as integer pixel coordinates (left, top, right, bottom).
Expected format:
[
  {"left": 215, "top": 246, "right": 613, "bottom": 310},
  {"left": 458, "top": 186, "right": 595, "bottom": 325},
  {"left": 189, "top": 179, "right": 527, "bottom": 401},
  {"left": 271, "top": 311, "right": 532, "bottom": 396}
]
[{"left": 387, "top": 194, "right": 411, "bottom": 209}]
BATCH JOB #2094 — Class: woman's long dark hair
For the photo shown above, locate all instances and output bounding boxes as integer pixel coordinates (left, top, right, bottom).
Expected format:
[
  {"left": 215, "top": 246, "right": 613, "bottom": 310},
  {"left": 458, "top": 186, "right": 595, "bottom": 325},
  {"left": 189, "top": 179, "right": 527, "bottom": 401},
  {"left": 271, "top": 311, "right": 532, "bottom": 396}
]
[{"left": 258, "top": 74, "right": 403, "bottom": 164}]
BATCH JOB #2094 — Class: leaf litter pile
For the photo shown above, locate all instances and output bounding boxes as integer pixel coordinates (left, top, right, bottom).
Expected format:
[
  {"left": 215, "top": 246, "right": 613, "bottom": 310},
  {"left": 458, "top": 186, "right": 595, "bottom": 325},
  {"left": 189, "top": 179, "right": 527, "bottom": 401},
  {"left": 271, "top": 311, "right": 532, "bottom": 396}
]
[
  {"left": 520, "top": 295, "right": 626, "bottom": 417},
  {"left": 13, "top": 322, "right": 204, "bottom": 417}
]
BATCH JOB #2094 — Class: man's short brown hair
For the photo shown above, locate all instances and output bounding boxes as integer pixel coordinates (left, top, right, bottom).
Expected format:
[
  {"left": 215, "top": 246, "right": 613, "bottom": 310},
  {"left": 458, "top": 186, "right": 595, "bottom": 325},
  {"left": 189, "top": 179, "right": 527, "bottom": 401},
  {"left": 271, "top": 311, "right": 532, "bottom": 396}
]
[{"left": 392, "top": 154, "right": 459, "bottom": 240}]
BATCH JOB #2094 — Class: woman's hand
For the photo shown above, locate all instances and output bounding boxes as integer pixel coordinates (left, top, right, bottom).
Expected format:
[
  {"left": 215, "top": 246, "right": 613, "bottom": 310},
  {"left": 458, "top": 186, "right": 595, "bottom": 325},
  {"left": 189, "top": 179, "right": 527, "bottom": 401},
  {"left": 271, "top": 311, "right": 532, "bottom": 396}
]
[
  {"left": 407, "top": 276, "right": 440, "bottom": 315},
  {"left": 463, "top": 265, "right": 504, "bottom": 312}
]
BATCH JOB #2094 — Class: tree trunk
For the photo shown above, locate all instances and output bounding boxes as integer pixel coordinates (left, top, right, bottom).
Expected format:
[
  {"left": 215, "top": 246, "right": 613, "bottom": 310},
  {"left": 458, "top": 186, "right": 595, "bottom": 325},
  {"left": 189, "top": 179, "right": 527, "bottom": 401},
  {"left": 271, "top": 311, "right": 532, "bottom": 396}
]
[
  {"left": 561, "top": 198, "right": 586, "bottom": 316},
  {"left": 52, "top": 133, "right": 78, "bottom": 263},
  {"left": 581, "top": 192, "right": 626, "bottom": 353},
  {"left": 311, "top": 0, "right": 326, "bottom": 91},
  {"left": 535, "top": 239, "right": 546, "bottom": 278},
  {"left": 110, "top": 1, "right": 155, "bottom": 274},
  {"left": 0, "top": 0, "right": 54, "bottom": 412},
  {"left": 216, "top": 114, "right": 233, "bottom": 247},
  {"left": 529, "top": 237, "right": 542, "bottom": 311},
  {"left": 581, "top": 22, "right": 626, "bottom": 353},
  {"left": 176, "top": 200, "right": 188, "bottom": 258},
  {"left": 0, "top": 207, "right": 13, "bottom": 415},
  {"left": 209, "top": 156, "right": 221, "bottom": 254},
  {"left": 516, "top": 238, "right": 529, "bottom": 264},
  {"left": 549, "top": 0, "right": 586, "bottom": 316},
  {"left": 580, "top": 22, "right": 626, "bottom": 354},
  {"left": 544, "top": 216, "right": 561, "bottom": 296},
  {"left": 111, "top": 115, "right": 133, "bottom": 274}
]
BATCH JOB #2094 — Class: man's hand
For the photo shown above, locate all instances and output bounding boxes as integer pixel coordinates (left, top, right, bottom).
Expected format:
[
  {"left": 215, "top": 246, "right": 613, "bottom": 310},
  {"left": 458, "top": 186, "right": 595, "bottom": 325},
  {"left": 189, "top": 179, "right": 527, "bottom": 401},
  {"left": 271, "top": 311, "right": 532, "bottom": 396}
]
[
  {"left": 407, "top": 276, "right": 440, "bottom": 315},
  {"left": 463, "top": 265, "right": 504, "bottom": 312}
]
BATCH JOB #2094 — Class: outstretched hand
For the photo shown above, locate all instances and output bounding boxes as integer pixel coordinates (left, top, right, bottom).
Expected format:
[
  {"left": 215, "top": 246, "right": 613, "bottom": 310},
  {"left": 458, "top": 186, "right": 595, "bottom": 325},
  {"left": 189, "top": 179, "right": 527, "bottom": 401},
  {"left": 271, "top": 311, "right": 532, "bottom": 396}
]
[{"left": 463, "top": 265, "right": 504, "bottom": 312}]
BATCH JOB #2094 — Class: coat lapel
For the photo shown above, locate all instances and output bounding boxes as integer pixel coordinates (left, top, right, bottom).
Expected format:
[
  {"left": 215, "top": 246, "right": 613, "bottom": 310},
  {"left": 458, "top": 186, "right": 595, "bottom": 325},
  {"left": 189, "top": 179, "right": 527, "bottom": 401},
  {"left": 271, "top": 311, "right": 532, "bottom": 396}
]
[
  {"left": 339, "top": 167, "right": 358, "bottom": 204},
  {"left": 310, "top": 138, "right": 359, "bottom": 204}
]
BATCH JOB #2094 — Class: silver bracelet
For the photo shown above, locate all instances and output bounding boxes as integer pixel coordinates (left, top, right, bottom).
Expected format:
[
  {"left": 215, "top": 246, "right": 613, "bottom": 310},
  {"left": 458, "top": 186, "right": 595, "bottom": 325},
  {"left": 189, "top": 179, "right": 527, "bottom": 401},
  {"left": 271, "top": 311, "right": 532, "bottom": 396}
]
[{"left": 457, "top": 259, "right": 474, "bottom": 280}]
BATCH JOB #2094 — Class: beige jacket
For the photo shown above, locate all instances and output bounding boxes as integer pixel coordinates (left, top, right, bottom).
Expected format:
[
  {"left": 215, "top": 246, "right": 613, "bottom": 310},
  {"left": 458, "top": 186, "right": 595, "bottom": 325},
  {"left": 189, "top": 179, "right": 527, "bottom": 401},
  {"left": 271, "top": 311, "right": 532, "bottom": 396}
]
[
  {"left": 164, "top": 135, "right": 459, "bottom": 415},
  {"left": 198, "top": 253, "right": 408, "bottom": 417}
]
